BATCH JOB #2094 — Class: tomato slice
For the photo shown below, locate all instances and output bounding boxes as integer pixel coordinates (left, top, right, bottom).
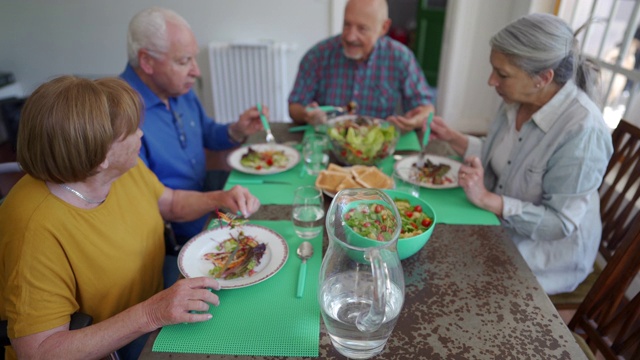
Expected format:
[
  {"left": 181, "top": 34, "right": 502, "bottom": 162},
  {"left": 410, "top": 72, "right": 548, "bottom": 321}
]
[
  {"left": 421, "top": 218, "right": 432, "bottom": 227},
  {"left": 413, "top": 205, "right": 422, "bottom": 213}
]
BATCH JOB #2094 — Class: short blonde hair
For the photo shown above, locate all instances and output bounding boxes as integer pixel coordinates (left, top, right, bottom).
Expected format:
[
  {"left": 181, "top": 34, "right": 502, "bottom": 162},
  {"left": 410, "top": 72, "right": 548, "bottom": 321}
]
[{"left": 17, "top": 76, "right": 142, "bottom": 183}]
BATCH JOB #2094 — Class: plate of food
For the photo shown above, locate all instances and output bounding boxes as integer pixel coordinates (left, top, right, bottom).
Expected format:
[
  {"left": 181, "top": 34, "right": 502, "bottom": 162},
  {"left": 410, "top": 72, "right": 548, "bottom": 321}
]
[
  {"left": 227, "top": 143, "right": 300, "bottom": 175},
  {"left": 178, "top": 224, "right": 289, "bottom": 289},
  {"left": 394, "top": 154, "right": 461, "bottom": 189}
]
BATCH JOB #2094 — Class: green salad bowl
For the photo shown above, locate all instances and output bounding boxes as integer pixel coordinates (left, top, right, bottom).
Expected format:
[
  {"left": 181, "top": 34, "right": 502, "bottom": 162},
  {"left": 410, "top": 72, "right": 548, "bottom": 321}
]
[
  {"left": 383, "top": 189, "right": 436, "bottom": 259},
  {"left": 326, "top": 115, "right": 400, "bottom": 166},
  {"left": 342, "top": 190, "right": 436, "bottom": 260}
]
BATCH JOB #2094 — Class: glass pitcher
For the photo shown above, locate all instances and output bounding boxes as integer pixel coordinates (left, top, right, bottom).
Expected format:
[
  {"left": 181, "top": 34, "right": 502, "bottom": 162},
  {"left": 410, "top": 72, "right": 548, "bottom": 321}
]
[{"left": 318, "top": 188, "right": 405, "bottom": 359}]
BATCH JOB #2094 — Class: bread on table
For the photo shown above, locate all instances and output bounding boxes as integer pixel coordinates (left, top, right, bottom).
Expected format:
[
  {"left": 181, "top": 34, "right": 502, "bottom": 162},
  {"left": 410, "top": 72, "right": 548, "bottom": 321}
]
[
  {"left": 315, "top": 163, "right": 393, "bottom": 193},
  {"left": 315, "top": 171, "right": 349, "bottom": 193},
  {"left": 354, "top": 167, "right": 393, "bottom": 189}
]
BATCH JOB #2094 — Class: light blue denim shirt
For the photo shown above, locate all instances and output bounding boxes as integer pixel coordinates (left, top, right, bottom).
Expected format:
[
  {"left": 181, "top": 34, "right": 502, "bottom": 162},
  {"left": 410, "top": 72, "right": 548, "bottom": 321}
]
[{"left": 466, "top": 81, "right": 613, "bottom": 294}]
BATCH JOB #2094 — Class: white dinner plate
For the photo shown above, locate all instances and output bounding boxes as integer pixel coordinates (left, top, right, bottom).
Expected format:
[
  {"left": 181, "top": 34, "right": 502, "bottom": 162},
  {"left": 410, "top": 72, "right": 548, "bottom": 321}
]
[
  {"left": 178, "top": 224, "right": 289, "bottom": 289},
  {"left": 227, "top": 143, "right": 300, "bottom": 175},
  {"left": 394, "top": 154, "right": 461, "bottom": 189}
]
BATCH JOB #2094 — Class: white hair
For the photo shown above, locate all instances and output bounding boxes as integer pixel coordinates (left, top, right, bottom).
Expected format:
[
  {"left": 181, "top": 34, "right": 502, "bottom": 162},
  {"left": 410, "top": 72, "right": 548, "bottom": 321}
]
[
  {"left": 490, "top": 13, "right": 599, "bottom": 101},
  {"left": 127, "top": 7, "right": 191, "bottom": 67}
]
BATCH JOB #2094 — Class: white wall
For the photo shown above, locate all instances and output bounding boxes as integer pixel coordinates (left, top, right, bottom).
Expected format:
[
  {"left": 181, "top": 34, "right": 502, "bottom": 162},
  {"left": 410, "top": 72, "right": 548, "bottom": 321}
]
[
  {"left": 0, "top": 0, "right": 341, "bottom": 116},
  {"left": 0, "top": 0, "right": 554, "bottom": 132},
  {"left": 437, "top": 0, "right": 555, "bottom": 133}
]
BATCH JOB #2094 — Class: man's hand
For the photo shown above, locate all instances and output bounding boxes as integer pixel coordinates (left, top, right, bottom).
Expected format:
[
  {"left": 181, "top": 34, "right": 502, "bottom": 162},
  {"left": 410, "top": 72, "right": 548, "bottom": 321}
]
[
  {"left": 386, "top": 105, "right": 432, "bottom": 132},
  {"left": 230, "top": 105, "right": 269, "bottom": 140},
  {"left": 304, "top": 102, "right": 328, "bottom": 125}
]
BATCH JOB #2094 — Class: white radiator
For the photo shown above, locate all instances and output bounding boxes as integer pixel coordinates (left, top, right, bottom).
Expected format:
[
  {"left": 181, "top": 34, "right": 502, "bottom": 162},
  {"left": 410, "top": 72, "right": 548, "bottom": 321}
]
[{"left": 208, "top": 41, "right": 292, "bottom": 123}]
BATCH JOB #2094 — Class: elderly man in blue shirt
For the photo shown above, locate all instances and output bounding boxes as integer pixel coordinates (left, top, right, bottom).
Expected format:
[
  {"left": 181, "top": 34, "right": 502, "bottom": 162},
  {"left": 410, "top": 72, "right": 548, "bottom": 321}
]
[{"left": 121, "top": 7, "right": 265, "bottom": 243}]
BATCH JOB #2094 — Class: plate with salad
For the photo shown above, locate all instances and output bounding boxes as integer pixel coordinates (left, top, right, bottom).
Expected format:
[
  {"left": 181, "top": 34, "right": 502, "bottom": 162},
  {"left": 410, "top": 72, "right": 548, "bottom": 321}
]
[
  {"left": 394, "top": 154, "right": 461, "bottom": 189},
  {"left": 178, "top": 224, "right": 289, "bottom": 289},
  {"left": 227, "top": 143, "right": 300, "bottom": 175}
]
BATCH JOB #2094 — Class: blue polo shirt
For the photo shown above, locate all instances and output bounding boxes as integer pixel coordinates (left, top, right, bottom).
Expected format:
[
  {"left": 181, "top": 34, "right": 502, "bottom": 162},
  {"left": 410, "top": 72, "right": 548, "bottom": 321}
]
[{"left": 121, "top": 64, "right": 237, "bottom": 239}]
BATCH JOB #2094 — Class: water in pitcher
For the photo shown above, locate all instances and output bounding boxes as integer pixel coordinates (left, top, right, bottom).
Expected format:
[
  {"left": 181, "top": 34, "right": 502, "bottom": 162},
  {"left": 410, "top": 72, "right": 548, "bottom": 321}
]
[
  {"left": 319, "top": 271, "right": 404, "bottom": 359},
  {"left": 293, "top": 205, "right": 324, "bottom": 238}
]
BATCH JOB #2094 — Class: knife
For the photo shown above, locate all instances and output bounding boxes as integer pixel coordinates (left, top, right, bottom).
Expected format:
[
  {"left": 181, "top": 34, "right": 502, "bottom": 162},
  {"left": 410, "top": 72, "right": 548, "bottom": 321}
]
[
  {"left": 416, "top": 112, "right": 434, "bottom": 168},
  {"left": 228, "top": 179, "right": 292, "bottom": 185}
]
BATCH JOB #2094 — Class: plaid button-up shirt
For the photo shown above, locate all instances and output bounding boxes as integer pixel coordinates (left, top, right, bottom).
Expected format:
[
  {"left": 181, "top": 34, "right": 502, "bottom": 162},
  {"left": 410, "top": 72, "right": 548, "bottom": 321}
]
[{"left": 288, "top": 35, "right": 432, "bottom": 118}]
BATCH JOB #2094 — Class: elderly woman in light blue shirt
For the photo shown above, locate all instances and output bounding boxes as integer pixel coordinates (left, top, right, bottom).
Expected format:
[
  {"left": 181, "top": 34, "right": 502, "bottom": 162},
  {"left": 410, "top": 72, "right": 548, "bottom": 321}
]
[{"left": 430, "top": 13, "right": 613, "bottom": 295}]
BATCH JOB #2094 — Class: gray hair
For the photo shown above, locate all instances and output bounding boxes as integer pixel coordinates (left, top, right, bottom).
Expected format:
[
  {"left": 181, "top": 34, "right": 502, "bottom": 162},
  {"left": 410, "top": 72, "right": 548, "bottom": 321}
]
[
  {"left": 490, "top": 13, "right": 599, "bottom": 101},
  {"left": 127, "top": 7, "right": 191, "bottom": 67}
]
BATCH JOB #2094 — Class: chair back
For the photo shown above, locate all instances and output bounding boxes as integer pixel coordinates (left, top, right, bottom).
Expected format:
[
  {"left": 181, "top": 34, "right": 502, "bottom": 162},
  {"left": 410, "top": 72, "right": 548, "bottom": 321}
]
[
  {"left": 0, "top": 162, "right": 23, "bottom": 206},
  {"left": 568, "top": 219, "right": 640, "bottom": 359},
  {"left": 599, "top": 119, "right": 640, "bottom": 261}
]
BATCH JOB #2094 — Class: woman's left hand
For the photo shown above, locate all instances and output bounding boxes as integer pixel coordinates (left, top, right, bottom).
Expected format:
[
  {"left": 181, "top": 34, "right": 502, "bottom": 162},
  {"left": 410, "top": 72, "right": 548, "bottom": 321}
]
[
  {"left": 459, "top": 156, "right": 504, "bottom": 216},
  {"left": 219, "top": 185, "right": 261, "bottom": 218},
  {"left": 459, "top": 156, "right": 489, "bottom": 207}
]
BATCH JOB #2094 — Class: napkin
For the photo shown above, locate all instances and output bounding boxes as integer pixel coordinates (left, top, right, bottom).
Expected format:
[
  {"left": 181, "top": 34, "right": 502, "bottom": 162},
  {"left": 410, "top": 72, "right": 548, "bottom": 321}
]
[{"left": 152, "top": 220, "right": 321, "bottom": 357}]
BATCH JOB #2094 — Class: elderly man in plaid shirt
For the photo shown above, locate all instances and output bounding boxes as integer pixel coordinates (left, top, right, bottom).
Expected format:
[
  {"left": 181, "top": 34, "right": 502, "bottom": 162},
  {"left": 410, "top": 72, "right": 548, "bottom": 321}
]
[{"left": 288, "top": 0, "right": 434, "bottom": 132}]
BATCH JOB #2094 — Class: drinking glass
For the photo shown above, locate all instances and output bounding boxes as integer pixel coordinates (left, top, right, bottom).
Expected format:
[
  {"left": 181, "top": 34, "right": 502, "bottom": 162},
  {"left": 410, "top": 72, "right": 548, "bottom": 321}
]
[
  {"left": 303, "top": 134, "right": 329, "bottom": 175},
  {"left": 392, "top": 166, "right": 420, "bottom": 198},
  {"left": 292, "top": 186, "right": 325, "bottom": 239}
]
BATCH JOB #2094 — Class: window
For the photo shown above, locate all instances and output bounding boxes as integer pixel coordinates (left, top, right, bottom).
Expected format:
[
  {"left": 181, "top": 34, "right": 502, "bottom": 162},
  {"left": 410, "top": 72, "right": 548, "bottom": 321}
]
[{"left": 558, "top": 0, "right": 640, "bottom": 129}]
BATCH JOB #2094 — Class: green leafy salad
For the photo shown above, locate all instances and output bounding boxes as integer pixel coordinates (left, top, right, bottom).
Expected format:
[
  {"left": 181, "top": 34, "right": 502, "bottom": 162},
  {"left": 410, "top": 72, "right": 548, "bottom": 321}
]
[
  {"left": 328, "top": 117, "right": 397, "bottom": 165},
  {"left": 240, "top": 147, "right": 289, "bottom": 170},
  {"left": 395, "top": 199, "right": 433, "bottom": 238},
  {"left": 344, "top": 199, "right": 433, "bottom": 241},
  {"left": 344, "top": 203, "right": 398, "bottom": 242},
  {"left": 204, "top": 231, "right": 266, "bottom": 280}
]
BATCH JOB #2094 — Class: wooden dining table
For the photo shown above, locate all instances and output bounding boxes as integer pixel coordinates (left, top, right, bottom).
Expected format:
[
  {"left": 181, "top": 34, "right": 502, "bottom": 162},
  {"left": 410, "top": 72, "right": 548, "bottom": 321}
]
[{"left": 139, "top": 123, "right": 586, "bottom": 359}]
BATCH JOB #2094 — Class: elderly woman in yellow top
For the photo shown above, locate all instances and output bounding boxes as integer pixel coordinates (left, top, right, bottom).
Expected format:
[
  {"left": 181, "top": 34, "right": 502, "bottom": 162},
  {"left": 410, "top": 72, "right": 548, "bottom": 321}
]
[{"left": 0, "top": 76, "right": 260, "bottom": 359}]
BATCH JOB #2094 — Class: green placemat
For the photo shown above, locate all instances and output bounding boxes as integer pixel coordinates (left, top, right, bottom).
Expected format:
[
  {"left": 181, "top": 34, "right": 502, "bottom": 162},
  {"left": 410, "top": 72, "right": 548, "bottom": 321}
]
[
  {"left": 379, "top": 165, "right": 500, "bottom": 226},
  {"left": 417, "top": 188, "right": 500, "bottom": 225},
  {"left": 395, "top": 131, "right": 420, "bottom": 151},
  {"left": 153, "top": 220, "right": 321, "bottom": 356},
  {"left": 224, "top": 163, "right": 316, "bottom": 204}
]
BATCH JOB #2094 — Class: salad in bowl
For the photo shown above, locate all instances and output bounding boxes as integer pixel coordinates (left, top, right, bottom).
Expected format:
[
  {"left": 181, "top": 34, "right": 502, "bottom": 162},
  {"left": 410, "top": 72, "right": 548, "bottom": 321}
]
[{"left": 327, "top": 115, "right": 399, "bottom": 166}]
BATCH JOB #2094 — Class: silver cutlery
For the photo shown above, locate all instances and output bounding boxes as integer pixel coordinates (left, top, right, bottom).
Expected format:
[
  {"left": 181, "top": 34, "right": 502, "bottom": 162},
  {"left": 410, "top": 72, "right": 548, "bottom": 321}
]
[
  {"left": 416, "top": 112, "right": 434, "bottom": 169},
  {"left": 257, "top": 103, "right": 275, "bottom": 144},
  {"left": 296, "top": 241, "right": 314, "bottom": 298}
]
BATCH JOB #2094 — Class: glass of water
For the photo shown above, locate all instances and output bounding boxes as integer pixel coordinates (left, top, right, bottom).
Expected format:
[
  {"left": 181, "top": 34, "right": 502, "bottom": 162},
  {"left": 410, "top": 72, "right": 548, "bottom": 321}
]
[
  {"left": 303, "top": 134, "right": 329, "bottom": 175},
  {"left": 292, "top": 186, "right": 325, "bottom": 239}
]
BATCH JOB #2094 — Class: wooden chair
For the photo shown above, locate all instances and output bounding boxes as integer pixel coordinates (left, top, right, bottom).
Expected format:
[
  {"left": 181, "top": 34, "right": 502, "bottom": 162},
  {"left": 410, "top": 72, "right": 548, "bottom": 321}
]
[
  {"left": 551, "top": 119, "right": 640, "bottom": 309},
  {"left": 568, "top": 219, "right": 640, "bottom": 359},
  {"left": 599, "top": 119, "right": 640, "bottom": 261}
]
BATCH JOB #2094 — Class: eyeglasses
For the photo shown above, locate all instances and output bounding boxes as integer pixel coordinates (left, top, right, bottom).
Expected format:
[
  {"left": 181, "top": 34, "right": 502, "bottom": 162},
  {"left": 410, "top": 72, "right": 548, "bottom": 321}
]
[{"left": 172, "top": 111, "right": 187, "bottom": 149}]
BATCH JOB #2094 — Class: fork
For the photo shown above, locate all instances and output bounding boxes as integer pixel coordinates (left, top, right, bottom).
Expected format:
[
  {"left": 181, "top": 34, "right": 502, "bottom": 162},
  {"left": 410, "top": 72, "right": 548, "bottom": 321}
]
[
  {"left": 257, "top": 103, "right": 275, "bottom": 144},
  {"left": 208, "top": 210, "right": 242, "bottom": 230},
  {"left": 416, "top": 112, "right": 434, "bottom": 169}
]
